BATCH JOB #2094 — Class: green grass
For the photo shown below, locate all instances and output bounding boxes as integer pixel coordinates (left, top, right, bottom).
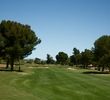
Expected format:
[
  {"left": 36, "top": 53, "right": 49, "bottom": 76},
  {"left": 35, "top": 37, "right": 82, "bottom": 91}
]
[{"left": 0, "top": 65, "right": 110, "bottom": 100}]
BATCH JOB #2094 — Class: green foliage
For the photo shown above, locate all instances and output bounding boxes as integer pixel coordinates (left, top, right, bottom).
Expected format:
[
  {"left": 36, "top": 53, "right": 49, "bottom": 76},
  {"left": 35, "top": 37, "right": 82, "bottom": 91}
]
[
  {"left": 26, "top": 59, "right": 34, "bottom": 64},
  {"left": 34, "top": 57, "right": 41, "bottom": 64},
  {"left": 94, "top": 35, "right": 110, "bottom": 71},
  {"left": 73, "top": 47, "right": 80, "bottom": 55},
  {"left": 0, "top": 20, "right": 41, "bottom": 70},
  {"left": 98, "top": 53, "right": 110, "bottom": 71},
  {"left": 70, "top": 55, "right": 75, "bottom": 65},
  {"left": 56, "top": 52, "right": 68, "bottom": 65},
  {"left": 46, "top": 54, "right": 55, "bottom": 64},
  {"left": 70, "top": 48, "right": 81, "bottom": 66},
  {"left": 81, "top": 49, "right": 94, "bottom": 67}
]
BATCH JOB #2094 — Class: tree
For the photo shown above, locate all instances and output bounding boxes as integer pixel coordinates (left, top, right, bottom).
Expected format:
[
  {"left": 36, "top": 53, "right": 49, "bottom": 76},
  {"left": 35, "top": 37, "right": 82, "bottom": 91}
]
[
  {"left": 70, "top": 55, "right": 75, "bottom": 66},
  {"left": 81, "top": 49, "right": 94, "bottom": 68},
  {"left": 46, "top": 54, "right": 55, "bottom": 64},
  {"left": 105, "top": 53, "right": 110, "bottom": 72},
  {"left": 73, "top": 47, "right": 80, "bottom": 55},
  {"left": 0, "top": 20, "right": 41, "bottom": 71},
  {"left": 97, "top": 52, "right": 110, "bottom": 72},
  {"left": 34, "top": 58, "right": 41, "bottom": 64},
  {"left": 56, "top": 52, "right": 68, "bottom": 65},
  {"left": 70, "top": 47, "right": 81, "bottom": 66},
  {"left": 94, "top": 35, "right": 110, "bottom": 71}
]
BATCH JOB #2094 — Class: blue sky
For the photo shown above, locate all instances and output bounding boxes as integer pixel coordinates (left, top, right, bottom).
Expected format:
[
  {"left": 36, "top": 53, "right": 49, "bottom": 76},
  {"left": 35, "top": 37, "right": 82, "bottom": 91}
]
[{"left": 0, "top": 0, "right": 110, "bottom": 60}]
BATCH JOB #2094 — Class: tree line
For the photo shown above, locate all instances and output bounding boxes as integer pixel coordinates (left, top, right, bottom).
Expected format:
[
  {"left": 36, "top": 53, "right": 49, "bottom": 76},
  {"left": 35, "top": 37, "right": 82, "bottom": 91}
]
[
  {"left": 35, "top": 35, "right": 110, "bottom": 72},
  {"left": 0, "top": 20, "right": 110, "bottom": 72}
]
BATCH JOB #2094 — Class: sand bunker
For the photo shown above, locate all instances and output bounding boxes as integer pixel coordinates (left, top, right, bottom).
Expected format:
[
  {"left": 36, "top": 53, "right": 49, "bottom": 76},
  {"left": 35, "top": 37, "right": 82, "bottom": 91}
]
[
  {"left": 28, "top": 67, "right": 34, "bottom": 68},
  {"left": 18, "top": 72, "right": 29, "bottom": 75},
  {"left": 67, "top": 67, "right": 77, "bottom": 70},
  {"left": 28, "top": 66, "right": 49, "bottom": 69},
  {"left": 37, "top": 67, "right": 49, "bottom": 68}
]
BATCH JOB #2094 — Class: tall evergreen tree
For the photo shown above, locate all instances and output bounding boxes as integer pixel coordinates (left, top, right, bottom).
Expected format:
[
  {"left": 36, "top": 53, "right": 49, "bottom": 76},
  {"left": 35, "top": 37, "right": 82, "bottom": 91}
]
[{"left": 0, "top": 20, "right": 41, "bottom": 71}]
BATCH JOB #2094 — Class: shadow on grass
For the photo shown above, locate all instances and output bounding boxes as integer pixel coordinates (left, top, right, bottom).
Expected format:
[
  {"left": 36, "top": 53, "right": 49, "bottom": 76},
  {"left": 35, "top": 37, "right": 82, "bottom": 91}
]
[
  {"left": 83, "top": 71, "right": 110, "bottom": 74},
  {"left": 0, "top": 67, "right": 24, "bottom": 72}
]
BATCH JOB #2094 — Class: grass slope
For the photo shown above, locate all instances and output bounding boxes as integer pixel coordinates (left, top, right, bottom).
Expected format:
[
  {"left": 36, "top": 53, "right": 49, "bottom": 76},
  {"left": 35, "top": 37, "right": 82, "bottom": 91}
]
[{"left": 0, "top": 66, "right": 110, "bottom": 100}]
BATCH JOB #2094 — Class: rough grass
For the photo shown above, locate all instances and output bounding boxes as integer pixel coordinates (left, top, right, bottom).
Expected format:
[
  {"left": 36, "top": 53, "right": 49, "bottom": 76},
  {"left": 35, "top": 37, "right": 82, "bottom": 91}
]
[{"left": 0, "top": 65, "right": 110, "bottom": 100}]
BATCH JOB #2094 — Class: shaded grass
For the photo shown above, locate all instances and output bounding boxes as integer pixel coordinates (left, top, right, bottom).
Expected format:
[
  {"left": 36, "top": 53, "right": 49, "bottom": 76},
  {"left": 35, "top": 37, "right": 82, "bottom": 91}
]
[
  {"left": 0, "top": 66, "right": 23, "bottom": 72},
  {"left": 0, "top": 65, "right": 110, "bottom": 100},
  {"left": 83, "top": 71, "right": 110, "bottom": 74}
]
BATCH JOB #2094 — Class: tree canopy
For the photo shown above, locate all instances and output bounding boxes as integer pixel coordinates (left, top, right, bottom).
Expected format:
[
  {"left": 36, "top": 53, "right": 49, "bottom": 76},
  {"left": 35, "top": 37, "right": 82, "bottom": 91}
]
[
  {"left": 81, "top": 49, "right": 94, "bottom": 68},
  {"left": 70, "top": 48, "right": 81, "bottom": 66},
  {"left": 46, "top": 54, "right": 55, "bottom": 64},
  {"left": 94, "top": 35, "right": 110, "bottom": 71},
  {"left": 56, "top": 52, "right": 68, "bottom": 65},
  {"left": 0, "top": 20, "right": 41, "bottom": 70}
]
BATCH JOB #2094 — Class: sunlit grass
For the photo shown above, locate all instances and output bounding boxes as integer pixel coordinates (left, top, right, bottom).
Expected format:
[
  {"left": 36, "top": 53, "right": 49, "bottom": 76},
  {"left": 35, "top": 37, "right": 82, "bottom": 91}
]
[{"left": 0, "top": 64, "right": 110, "bottom": 100}]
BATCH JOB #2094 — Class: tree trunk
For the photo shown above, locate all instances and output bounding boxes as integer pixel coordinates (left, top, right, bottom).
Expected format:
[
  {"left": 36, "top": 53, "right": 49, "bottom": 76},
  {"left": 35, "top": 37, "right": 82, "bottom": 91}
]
[
  {"left": 10, "top": 59, "right": 14, "bottom": 71},
  {"left": 102, "top": 66, "right": 104, "bottom": 72},
  {"left": 18, "top": 59, "right": 21, "bottom": 71},
  {"left": 19, "top": 66, "right": 21, "bottom": 71},
  {"left": 98, "top": 67, "right": 101, "bottom": 71},
  {"left": 6, "top": 59, "right": 10, "bottom": 69}
]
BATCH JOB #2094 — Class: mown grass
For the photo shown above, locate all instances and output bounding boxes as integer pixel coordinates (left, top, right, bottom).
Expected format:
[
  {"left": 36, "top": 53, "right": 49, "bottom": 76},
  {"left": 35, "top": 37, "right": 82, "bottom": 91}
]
[{"left": 0, "top": 65, "right": 110, "bottom": 100}]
